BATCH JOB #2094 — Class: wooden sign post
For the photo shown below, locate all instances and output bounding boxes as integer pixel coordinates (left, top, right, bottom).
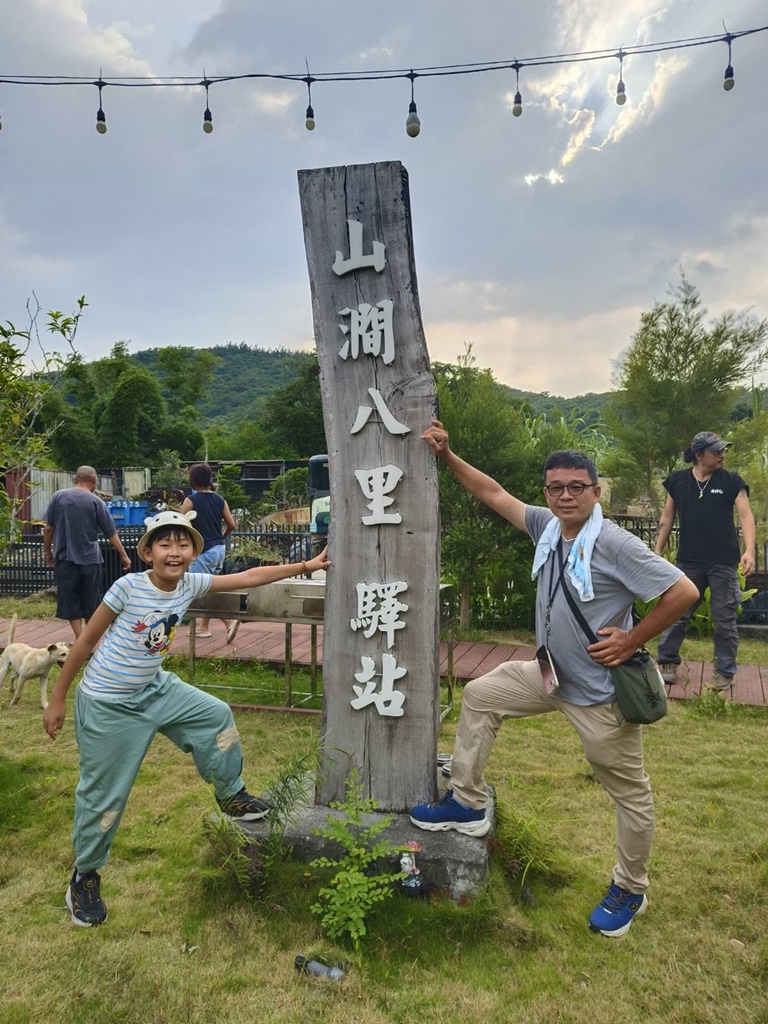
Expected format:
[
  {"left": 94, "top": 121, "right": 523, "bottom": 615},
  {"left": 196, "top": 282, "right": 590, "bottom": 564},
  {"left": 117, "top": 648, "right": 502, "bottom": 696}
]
[{"left": 298, "top": 161, "right": 440, "bottom": 812}]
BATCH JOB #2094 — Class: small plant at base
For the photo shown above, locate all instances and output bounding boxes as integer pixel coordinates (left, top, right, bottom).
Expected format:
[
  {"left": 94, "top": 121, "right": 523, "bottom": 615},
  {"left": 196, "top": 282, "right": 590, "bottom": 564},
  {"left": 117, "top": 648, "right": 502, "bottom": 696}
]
[
  {"left": 688, "top": 686, "right": 734, "bottom": 719},
  {"left": 203, "top": 802, "right": 258, "bottom": 904},
  {"left": 489, "top": 798, "right": 555, "bottom": 887},
  {"left": 256, "top": 744, "right": 320, "bottom": 894},
  {"left": 203, "top": 743, "right": 320, "bottom": 901},
  {"left": 310, "top": 768, "right": 405, "bottom": 950}
]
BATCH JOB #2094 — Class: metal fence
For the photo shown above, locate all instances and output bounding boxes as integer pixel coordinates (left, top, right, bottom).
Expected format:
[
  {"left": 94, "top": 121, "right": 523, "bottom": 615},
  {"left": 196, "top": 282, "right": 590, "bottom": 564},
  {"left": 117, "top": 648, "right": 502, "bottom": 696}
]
[
  {"left": 613, "top": 515, "right": 768, "bottom": 577},
  {"left": 0, "top": 524, "right": 314, "bottom": 598}
]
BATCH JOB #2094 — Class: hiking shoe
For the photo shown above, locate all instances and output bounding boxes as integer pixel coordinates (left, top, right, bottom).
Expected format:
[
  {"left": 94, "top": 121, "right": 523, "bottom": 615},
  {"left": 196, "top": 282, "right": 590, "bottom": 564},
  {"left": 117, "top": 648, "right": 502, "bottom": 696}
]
[
  {"left": 710, "top": 673, "right": 734, "bottom": 691},
  {"left": 409, "top": 789, "right": 490, "bottom": 837},
  {"left": 658, "top": 662, "right": 677, "bottom": 684},
  {"left": 66, "top": 869, "right": 107, "bottom": 927},
  {"left": 216, "top": 787, "right": 272, "bottom": 821},
  {"left": 588, "top": 882, "right": 647, "bottom": 937}
]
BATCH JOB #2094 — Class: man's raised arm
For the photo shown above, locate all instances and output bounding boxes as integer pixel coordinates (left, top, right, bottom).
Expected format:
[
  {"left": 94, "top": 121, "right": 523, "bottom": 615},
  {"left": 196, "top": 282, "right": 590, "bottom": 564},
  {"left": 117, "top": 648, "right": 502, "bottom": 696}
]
[{"left": 422, "top": 419, "right": 528, "bottom": 532}]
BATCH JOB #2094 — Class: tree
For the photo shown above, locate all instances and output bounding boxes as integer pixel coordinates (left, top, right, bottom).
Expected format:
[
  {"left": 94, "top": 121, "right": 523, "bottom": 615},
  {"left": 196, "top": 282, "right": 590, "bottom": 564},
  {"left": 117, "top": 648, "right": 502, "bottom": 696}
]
[
  {"left": 260, "top": 353, "right": 327, "bottom": 457},
  {"left": 1, "top": 296, "right": 86, "bottom": 553},
  {"left": 153, "top": 347, "right": 220, "bottom": 418},
  {"left": 435, "top": 350, "right": 545, "bottom": 629},
  {"left": 604, "top": 275, "right": 768, "bottom": 513},
  {"left": 43, "top": 341, "right": 205, "bottom": 469}
]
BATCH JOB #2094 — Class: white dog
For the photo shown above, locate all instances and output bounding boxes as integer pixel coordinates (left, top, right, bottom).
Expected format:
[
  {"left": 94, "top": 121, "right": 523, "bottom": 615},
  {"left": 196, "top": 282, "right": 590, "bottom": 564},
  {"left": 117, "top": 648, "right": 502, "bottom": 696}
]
[{"left": 0, "top": 615, "right": 70, "bottom": 709}]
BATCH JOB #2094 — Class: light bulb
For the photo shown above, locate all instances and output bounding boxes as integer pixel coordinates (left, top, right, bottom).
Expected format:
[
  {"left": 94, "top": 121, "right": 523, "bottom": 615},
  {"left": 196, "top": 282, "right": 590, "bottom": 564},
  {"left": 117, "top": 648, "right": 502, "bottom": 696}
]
[
  {"left": 405, "top": 100, "right": 421, "bottom": 138},
  {"left": 203, "top": 108, "right": 213, "bottom": 133},
  {"left": 96, "top": 109, "right": 107, "bottom": 134},
  {"left": 723, "top": 65, "right": 735, "bottom": 91},
  {"left": 305, "top": 104, "right": 315, "bottom": 130},
  {"left": 512, "top": 91, "right": 523, "bottom": 117},
  {"left": 616, "top": 80, "right": 627, "bottom": 105}
]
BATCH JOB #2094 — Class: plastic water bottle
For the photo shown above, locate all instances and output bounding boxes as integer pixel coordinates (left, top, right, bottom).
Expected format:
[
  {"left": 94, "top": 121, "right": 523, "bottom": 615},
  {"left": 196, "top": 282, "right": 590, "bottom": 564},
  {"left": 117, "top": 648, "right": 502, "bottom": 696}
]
[{"left": 295, "top": 955, "right": 345, "bottom": 981}]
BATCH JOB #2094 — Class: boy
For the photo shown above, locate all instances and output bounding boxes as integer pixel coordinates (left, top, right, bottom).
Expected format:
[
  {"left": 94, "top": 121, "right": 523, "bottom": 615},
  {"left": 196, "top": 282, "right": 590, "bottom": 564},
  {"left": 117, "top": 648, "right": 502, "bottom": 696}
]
[{"left": 43, "top": 509, "right": 330, "bottom": 927}]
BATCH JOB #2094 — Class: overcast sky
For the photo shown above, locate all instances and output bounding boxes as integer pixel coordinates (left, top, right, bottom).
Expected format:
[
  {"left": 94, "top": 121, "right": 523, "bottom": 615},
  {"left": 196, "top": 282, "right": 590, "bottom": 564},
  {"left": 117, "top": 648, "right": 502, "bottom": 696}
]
[{"left": 2, "top": 1, "right": 766, "bottom": 397}]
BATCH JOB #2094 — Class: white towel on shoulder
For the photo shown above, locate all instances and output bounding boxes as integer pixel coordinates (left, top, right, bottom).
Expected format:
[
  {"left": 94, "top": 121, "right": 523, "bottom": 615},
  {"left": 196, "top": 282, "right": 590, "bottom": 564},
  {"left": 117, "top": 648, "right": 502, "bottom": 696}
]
[{"left": 531, "top": 504, "right": 603, "bottom": 602}]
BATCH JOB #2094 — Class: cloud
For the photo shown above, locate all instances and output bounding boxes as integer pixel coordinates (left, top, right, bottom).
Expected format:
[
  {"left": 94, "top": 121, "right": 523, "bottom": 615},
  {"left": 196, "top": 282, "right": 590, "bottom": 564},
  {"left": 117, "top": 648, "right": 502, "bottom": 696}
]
[{"left": 425, "top": 304, "right": 645, "bottom": 395}]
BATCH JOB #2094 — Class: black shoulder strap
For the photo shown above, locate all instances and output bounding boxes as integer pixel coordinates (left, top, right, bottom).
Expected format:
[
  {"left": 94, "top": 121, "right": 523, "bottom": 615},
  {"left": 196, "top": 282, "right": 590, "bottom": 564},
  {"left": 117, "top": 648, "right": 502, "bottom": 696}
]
[{"left": 556, "top": 541, "right": 599, "bottom": 646}]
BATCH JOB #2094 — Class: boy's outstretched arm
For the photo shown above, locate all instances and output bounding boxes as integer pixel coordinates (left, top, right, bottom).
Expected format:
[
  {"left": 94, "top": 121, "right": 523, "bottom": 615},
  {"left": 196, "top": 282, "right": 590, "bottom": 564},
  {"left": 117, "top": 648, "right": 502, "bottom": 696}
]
[
  {"left": 208, "top": 546, "right": 331, "bottom": 593},
  {"left": 43, "top": 603, "right": 117, "bottom": 739}
]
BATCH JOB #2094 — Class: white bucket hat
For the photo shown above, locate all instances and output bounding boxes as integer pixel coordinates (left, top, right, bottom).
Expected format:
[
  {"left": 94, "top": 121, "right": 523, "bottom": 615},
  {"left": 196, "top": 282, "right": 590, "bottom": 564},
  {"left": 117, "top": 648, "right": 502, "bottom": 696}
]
[{"left": 137, "top": 509, "right": 205, "bottom": 562}]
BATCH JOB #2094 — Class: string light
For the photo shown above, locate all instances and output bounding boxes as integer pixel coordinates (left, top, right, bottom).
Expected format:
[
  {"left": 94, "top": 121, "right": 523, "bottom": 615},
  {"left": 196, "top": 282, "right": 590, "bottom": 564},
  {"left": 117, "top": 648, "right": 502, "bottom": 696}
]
[
  {"left": 0, "top": 25, "right": 762, "bottom": 134},
  {"left": 95, "top": 76, "right": 107, "bottom": 134},
  {"left": 511, "top": 61, "right": 523, "bottom": 117},
  {"left": 405, "top": 70, "right": 420, "bottom": 138},
  {"left": 615, "top": 50, "right": 627, "bottom": 105},
  {"left": 723, "top": 32, "right": 735, "bottom": 90},
  {"left": 304, "top": 70, "right": 315, "bottom": 130},
  {"left": 202, "top": 75, "right": 213, "bottom": 132}
]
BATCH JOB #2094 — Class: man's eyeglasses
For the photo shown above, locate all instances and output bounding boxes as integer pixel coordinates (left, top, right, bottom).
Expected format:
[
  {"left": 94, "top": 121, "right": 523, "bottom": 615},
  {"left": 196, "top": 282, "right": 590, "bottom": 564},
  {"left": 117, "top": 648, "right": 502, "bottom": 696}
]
[{"left": 543, "top": 482, "right": 596, "bottom": 497}]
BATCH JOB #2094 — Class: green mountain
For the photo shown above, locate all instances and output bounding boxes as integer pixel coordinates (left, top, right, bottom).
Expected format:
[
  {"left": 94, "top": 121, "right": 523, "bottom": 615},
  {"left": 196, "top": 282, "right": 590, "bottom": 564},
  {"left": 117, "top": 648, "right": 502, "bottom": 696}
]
[{"left": 133, "top": 344, "right": 316, "bottom": 423}]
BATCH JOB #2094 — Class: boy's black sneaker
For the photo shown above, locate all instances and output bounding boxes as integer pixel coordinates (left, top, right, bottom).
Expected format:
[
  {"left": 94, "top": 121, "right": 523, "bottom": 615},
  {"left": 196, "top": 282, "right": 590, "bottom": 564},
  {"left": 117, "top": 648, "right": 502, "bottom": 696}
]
[
  {"left": 217, "top": 787, "right": 273, "bottom": 821},
  {"left": 66, "top": 869, "right": 107, "bottom": 927}
]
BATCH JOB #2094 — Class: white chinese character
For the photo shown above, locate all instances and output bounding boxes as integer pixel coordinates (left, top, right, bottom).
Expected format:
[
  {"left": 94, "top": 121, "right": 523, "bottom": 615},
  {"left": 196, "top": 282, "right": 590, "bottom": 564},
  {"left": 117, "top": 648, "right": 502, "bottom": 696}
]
[
  {"left": 351, "top": 653, "right": 406, "bottom": 717},
  {"left": 354, "top": 465, "right": 403, "bottom": 525},
  {"left": 332, "top": 219, "right": 386, "bottom": 276},
  {"left": 338, "top": 300, "right": 395, "bottom": 365},
  {"left": 350, "top": 388, "right": 410, "bottom": 436},
  {"left": 350, "top": 581, "right": 409, "bottom": 648}
]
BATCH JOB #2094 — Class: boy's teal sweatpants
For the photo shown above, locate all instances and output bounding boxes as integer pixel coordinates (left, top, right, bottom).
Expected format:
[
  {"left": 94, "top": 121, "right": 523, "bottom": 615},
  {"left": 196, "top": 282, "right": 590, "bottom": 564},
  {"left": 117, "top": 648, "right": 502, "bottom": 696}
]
[{"left": 73, "top": 669, "right": 245, "bottom": 873}]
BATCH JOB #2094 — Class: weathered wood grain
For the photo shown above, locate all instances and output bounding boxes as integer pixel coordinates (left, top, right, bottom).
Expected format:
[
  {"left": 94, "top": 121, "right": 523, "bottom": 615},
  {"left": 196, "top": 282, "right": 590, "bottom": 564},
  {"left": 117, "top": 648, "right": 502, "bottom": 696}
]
[{"left": 298, "top": 162, "right": 440, "bottom": 810}]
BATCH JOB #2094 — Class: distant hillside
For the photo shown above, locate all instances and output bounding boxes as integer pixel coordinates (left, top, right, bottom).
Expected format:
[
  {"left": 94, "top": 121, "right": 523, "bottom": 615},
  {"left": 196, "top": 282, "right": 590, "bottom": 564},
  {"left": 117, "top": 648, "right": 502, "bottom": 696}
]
[
  {"left": 501, "top": 386, "right": 612, "bottom": 420},
  {"left": 130, "top": 344, "right": 611, "bottom": 428},
  {"left": 133, "top": 344, "right": 316, "bottom": 423}
]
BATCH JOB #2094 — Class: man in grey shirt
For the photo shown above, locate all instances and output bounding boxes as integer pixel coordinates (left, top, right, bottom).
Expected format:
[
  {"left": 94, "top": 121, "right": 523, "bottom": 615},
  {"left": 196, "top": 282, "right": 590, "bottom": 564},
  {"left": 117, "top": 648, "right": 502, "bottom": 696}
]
[
  {"left": 410, "top": 421, "right": 697, "bottom": 937},
  {"left": 44, "top": 466, "right": 131, "bottom": 640}
]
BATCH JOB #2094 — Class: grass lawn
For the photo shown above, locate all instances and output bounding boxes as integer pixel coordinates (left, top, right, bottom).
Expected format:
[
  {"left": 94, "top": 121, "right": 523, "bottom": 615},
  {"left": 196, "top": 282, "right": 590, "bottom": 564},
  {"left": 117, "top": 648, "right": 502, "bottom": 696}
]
[{"left": 1, "top": 655, "right": 767, "bottom": 1024}]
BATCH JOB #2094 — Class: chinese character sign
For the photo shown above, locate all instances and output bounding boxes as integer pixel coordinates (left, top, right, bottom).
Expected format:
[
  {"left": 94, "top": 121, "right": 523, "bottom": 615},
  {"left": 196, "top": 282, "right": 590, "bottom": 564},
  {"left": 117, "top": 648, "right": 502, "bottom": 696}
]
[{"left": 299, "top": 161, "right": 440, "bottom": 810}]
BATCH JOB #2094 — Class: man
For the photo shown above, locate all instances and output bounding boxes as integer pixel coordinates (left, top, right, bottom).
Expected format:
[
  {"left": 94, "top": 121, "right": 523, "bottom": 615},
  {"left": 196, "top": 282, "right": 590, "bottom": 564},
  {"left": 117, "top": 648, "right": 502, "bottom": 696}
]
[
  {"left": 44, "top": 466, "right": 132, "bottom": 640},
  {"left": 655, "top": 431, "right": 755, "bottom": 690},
  {"left": 410, "top": 420, "right": 698, "bottom": 937}
]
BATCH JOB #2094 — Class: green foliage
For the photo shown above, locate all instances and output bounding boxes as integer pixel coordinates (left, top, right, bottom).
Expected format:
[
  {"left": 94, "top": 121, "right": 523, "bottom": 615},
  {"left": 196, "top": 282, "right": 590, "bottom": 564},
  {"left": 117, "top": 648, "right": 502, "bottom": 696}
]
[
  {"left": 152, "top": 346, "right": 220, "bottom": 419},
  {"left": 44, "top": 340, "right": 207, "bottom": 469},
  {"left": 215, "top": 464, "right": 251, "bottom": 514},
  {"left": 311, "top": 768, "right": 405, "bottom": 949},
  {"left": 152, "top": 449, "right": 187, "bottom": 489},
  {"left": 604, "top": 274, "right": 768, "bottom": 513},
  {"left": 203, "top": 800, "right": 259, "bottom": 904},
  {"left": 489, "top": 798, "right": 556, "bottom": 888},
  {"left": 255, "top": 744, "right": 321, "bottom": 893},
  {"left": 722, "top": 404, "right": 768, "bottom": 550},
  {"left": 0, "top": 295, "right": 86, "bottom": 553},
  {"left": 434, "top": 347, "right": 585, "bottom": 630},
  {"left": 687, "top": 686, "right": 734, "bottom": 718},
  {"left": 260, "top": 466, "right": 310, "bottom": 512},
  {"left": 636, "top": 568, "right": 757, "bottom": 640},
  {"left": 259, "top": 353, "right": 326, "bottom": 457},
  {"left": 203, "top": 744, "right": 320, "bottom": 901}
]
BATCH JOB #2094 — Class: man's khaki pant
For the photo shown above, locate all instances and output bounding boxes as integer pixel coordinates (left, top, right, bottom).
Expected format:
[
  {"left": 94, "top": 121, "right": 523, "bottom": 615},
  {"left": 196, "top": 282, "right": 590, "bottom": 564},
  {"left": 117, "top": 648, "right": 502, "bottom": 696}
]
[{"left": 451, "top": 659, "right": 654, "bottom": 894}]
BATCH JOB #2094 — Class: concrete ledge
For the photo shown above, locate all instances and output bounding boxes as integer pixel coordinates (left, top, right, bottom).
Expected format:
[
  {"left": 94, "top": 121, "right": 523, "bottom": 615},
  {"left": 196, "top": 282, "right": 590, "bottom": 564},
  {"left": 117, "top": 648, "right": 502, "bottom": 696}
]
[{"left": 236, "top": 779, "right": 495, "bottom": 900}]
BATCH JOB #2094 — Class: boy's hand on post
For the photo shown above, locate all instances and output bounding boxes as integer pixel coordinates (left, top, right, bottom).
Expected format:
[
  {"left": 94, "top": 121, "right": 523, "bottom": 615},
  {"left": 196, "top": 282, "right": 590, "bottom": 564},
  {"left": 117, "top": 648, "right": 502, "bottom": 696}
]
[{"left": 421, "top": 419, "right": 450, "bottom": 459}]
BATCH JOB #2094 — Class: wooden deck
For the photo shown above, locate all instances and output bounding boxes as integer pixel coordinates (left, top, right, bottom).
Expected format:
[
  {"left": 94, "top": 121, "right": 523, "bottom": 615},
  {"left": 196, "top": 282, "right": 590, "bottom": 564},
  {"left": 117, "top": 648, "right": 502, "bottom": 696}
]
[{"left": 2, "top": 617, "right": 766, "bottom": 706}]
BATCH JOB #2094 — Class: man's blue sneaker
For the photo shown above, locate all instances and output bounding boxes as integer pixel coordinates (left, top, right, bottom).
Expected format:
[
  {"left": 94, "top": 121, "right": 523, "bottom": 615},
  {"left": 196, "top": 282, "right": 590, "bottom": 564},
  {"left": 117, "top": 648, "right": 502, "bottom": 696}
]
[
  {"left": 589, "top": 881, "right": 648, "bottom": 937},
  {"left": 409, "top": 789, "right": 490, "bottom": 837}
]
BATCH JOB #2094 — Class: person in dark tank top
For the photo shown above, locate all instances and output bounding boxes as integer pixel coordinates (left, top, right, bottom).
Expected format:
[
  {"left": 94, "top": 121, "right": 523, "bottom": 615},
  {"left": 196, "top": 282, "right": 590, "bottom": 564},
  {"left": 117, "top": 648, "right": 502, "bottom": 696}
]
[{"left": 181, "top": 463, "right": 239, "bottom": 641}]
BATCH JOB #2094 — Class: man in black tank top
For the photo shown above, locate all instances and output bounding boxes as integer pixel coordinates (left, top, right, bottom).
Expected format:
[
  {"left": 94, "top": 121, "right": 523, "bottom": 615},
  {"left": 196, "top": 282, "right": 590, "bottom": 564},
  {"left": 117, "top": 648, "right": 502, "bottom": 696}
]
[{"left": 655, "top": 432, "right": 755, "bottom": 689}]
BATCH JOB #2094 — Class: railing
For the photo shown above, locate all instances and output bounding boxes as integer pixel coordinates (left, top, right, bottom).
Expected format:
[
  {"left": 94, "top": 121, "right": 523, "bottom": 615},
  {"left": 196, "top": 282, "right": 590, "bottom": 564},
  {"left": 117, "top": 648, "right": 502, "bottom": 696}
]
[
  {"left": 613, "top": 515, "right": 768, "bottom": 578},
  {"left": 0, "top": 524, "right": 314, "bottom": 598}
]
